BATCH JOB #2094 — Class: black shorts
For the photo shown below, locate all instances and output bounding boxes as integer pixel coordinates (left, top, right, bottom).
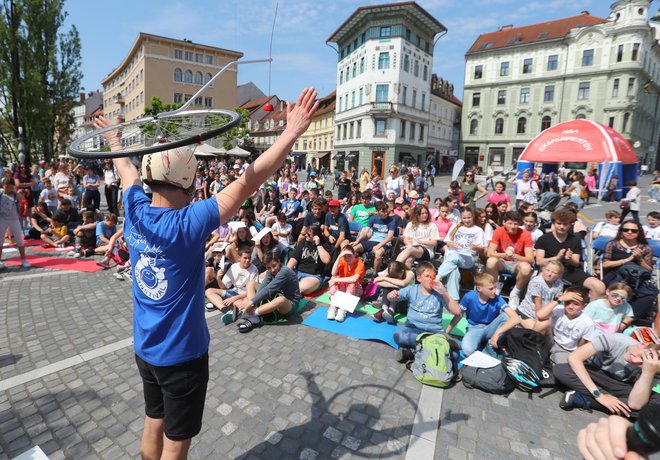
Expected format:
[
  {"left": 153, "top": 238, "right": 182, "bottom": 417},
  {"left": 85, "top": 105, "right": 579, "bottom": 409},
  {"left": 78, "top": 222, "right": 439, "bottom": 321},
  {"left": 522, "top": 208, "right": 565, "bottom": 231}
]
[
  {"left": 135, "top": 353, "right": 209, "bottom": 441},
  {"left": 562, "top": 267, "right": 592, "bottom": 286},
  {"left": 418, "top": 247, "right": 431, "bottom": 261}
]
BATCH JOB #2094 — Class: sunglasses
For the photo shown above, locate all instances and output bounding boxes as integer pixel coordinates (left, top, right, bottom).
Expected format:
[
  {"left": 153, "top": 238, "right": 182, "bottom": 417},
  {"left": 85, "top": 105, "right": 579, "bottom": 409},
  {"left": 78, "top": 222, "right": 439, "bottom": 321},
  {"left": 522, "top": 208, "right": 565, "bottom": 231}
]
[
  {"left": 610, "top": 292, "right": 629, "bottom": 302},
  {"left": 465, "top": 174, "right": 473, "bottom": 177},
  {"left": 622, "top": 228, "right": 639, "bottom": 234}
]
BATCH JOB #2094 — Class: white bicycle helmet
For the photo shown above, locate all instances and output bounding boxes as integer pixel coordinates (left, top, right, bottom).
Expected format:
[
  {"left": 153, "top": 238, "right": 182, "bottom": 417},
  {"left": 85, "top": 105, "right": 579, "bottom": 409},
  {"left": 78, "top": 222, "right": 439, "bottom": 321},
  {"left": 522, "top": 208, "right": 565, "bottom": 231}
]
[{"left": 141, "top": 145, "right": 197, "bottom": 190}]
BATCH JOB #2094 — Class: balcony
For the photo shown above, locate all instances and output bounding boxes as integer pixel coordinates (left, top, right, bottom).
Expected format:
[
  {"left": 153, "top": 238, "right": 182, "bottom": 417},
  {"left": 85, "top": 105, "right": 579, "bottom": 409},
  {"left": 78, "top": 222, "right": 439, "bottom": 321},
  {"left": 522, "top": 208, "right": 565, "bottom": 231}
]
[
  {"left": 114, "top": 93, "right": 125, "bottom": 105},
  {"left": 369, "top": 101, "right": 393, "bottom": 115}
]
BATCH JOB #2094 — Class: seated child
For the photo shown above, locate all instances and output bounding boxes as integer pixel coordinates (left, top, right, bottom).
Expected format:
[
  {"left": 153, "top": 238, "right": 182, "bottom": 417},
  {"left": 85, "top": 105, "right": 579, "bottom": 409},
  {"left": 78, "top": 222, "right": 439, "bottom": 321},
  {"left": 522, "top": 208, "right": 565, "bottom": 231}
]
[
  {"left": 447, "top": 273, "right": 520, "bottom": 356},
  {"left": 535, "top": 285, "right": 597, "bottom": 365},
  {"left": 521, "top": 211, "right": 543, "bottom": 243},
  {"left": 644, "top": 211, "right": 660, "bottom": 240},
  {"left": 233, "top": 250, "right": 302, "bottom": 333},
  {"left": 373, "top": 260, "right": 415, "bottom": 324},
  {"left": 40, "top": 213, "right": 70, "bottom": 248},
  {"left": 95, "top": 213, "right": 119, "bottom": 254},
  {"left": 327, "top": 246, "right": 366, "bottom": 322},
  {"left": 591, "top": 211, "right": 621, "bottom": 239},
  {"left": 205, "top": 246, "right": 226, "bottom": 288},
  {"left": 271, "top": 212, "right": 293, "bottom": 252},
  {"left": 69, "top": 210, "right": 97, "bottom": 258},
  {"left": 518, "top": 260, "right": 566, "bottom": 332},
  {"left": 388, "top": 261, "right": 459, "bottom": 362},
  {"left": 583, "top": 282, "right": 634, "bottom": 334},
  {"left": 205, "top": 247, "right": 259, "bottom": 312},
  {"left": 39, "top": 178, "right": 58, "bottom": 214}
]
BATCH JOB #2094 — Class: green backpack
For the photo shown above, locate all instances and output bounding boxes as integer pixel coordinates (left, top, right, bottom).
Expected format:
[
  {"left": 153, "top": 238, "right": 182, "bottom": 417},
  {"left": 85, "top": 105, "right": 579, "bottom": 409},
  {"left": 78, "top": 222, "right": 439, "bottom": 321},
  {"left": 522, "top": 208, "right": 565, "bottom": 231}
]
[{"left": 409, "top": 333, "right": 455, "bottom": 388}]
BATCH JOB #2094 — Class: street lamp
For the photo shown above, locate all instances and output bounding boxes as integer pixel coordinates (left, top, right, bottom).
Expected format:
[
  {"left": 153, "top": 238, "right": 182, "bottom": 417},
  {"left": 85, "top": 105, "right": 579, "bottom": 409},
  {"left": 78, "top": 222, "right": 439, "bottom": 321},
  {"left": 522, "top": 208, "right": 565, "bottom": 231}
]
[{"left": 17, "top": 126, "right": 25, "bottom": 164}]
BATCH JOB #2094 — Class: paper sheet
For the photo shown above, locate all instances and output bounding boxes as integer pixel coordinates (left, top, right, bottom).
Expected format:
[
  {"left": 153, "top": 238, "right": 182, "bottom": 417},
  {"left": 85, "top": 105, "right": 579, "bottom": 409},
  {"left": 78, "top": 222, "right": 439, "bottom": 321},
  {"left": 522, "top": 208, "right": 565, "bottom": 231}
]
[
  {"left": 227, "top": 221, "right": 246, "bottom": 231},
  {"left": 329, "top": 290, "right": 361, "bottom": 313},
  {"left": 252, "top": 226, "right": 272, "bottom": 242},
  {"left": 459, "top": 350, "right": 502, "bottom": 369}
]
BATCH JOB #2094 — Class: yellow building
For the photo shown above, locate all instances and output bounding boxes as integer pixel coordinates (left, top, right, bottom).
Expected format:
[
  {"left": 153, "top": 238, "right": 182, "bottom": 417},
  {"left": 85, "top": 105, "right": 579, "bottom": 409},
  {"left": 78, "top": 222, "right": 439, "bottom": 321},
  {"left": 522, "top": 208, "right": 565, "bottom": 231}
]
[
  {"left": 102, "top": 33, "right": 243, "bottom": 121},
  {"left": 297, "top": 91, "right": 336, "bottom": 172}
]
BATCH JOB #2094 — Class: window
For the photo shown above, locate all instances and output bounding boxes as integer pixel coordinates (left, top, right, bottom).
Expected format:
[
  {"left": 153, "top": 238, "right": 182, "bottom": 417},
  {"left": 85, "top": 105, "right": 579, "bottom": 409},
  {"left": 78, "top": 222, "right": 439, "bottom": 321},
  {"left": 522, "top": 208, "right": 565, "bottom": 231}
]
[
  {"left": 194, "top": 96, "right": 202, "bottom": 106},
  {"left": 494, "top": 118, "right": 504, "bottom": 134},
  {"left": 174, "top": 68, "right": 183, "bottom": 82},
  {"left": 356, "top": 121, "right": 361, "bottom": 138},
  {"left": 575, "top": 114, "right": 586, "bottom": 120},
  {"left": 474, "top": 64, "right": 483, "bottom": 79},
  {"left": 517, "top": 117, "right": 527, "bottom": 134},
  {"left": 409, "top": 122, "right": 415, "bottom": 140},
  {"left": 520, "top": 87, "right": 530, "bottom": 104},
  {"left": 351, "top": 91, "right": 355, "bottom": 108},
  {"left": 469, "top": 119, "right": 478, "bottom": 135},
  {"left": 419, "top": 125, "right": 424, "bottom": 141},
  {"left": 578, "top": 82, "right": 590, "bottom": 100},
  {"left": 359, "top": 87, "right": 363, "bottom": 105},
  {"left": 403, "top": 55, "right": 410, "bottom": 72},
  {"left": 380, "top": 26, "right": 391, "bottom": 38},
  {"left": 194, "top": 71, "right": 203, "bottom": 85},
  {"left": 608, "top": 117, "right": 615, "bottom": 128},
  {"left": 547, "top": 54, "right": 558, "bottom": 71},
  {"left": 423, "top": 65, "right": 428, "bottom": 81},
  {"left": 421, "top": 93, "right": 426, "bottom": 111},
  {"left": 204, "top": 73, "right": 212, "bottom": 84},
  {"left": 412, "top": 90, "right": 417, "bottom": 108},
  {"left": 195, "top": 53, "right": 203, "bottom": 63},
  {"left": 378, "top": 52, "right": 390, "bottom": 70},
  {"left": 352, "top": 63, "right": 357, "bottom": 78},
  {"left": 360, "top": 57, "right": 365, "bottom": 73},
  {"left": 472, "top": 92, "right": 481, "bottom": 107},
  {"left": 544, "top": 85, "right": 555, "bottom": 102},
  {"left": 622, "top": 112, "right": 630, "bottom": 132},
  {"left": 375, "top": 118, "right": 386, "bottom": 135},
  {"left": 401, "top": 86, "right": 407, "bottom": 105},
  {"left": 523, "top": 58, "right": 533, "bottom": 74},
  {"left": 174, "top": 93, "right": 183, "bottom": 104},
  {"left": 376, "top": 84, "right": 388, "bottom": 103},
  {"left": 206, "top": 55, "right": 213, "bottom": 65},
  {"left": 413, "top": 61, "right": 419, "bottom": 77},
  {"left": 612, "top": 78, "right": 620, "bottom": 97},
  {"left": 338, "top": 98, "right": 342, "bottom": 112},
  {"left": 400, "top": 120, "right": 406, "bottom": 138},
  {"left": 500, "top": 61, "right": 509, "bottom": 76},
  {"left": 349, "top": 123, "right": 353, "bottom": 139},
  {"left": 184, "top": 51, "right": 193, "bottom": 61},
  {"left": 204, "top": 97, "right": 212, "bottom": 108},
  {"left": 174, "top": 49, "right": 183, "bottom": 59},
  {"left": 497, "top": 90, "right": 506, "bottom": 105},
  {"left": 184, "top": 70, "right": 193, "bottom": 83},
  {"left": 582, "top": 49, "right": 594, "bottom": 67},
  {"left": 627, "top": 77, "right": 635, "bottom": 96},
  {"left": 617, "top": 44, "right": 624, "bottom": 62},
  {"left": 632, "top": 43, "right": 640, "bottom": 61},
  {"left": 340, "top": 71, "right": 343, "bottom": 85},
  {"left": 541, "top": 116, "right": 551, "bottom": 130}
]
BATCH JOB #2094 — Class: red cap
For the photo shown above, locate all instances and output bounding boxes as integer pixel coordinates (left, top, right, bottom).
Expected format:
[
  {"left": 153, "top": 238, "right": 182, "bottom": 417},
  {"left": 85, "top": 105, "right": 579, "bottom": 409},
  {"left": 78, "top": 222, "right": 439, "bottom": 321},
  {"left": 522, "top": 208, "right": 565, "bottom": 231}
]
[{"left": 328, "top": 199, "right": 341, "bottom": 207}]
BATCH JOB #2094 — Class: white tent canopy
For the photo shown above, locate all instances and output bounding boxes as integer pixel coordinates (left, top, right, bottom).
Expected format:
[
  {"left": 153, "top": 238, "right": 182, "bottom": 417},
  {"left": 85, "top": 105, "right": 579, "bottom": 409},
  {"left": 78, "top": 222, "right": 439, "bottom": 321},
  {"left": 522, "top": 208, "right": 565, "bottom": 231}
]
[
  {"left": 227, "top": 146, "right": 251, "bottom": 157},
  {"left": 194, "top": 143, "right": 227, "bottom": 157}
]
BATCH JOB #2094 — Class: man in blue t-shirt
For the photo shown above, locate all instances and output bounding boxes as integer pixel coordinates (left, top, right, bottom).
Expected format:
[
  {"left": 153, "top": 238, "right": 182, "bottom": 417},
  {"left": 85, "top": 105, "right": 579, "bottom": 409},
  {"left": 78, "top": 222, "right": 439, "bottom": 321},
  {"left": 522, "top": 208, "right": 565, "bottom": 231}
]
[
  {"left": 352, "top": 201, "right": 396, "bottom": 275},
  {"left": 94, "top": 87, "right": 318, "bottom": 459},
  {"left": 447, "top": 272, "right": 520, "bottom": 356}
]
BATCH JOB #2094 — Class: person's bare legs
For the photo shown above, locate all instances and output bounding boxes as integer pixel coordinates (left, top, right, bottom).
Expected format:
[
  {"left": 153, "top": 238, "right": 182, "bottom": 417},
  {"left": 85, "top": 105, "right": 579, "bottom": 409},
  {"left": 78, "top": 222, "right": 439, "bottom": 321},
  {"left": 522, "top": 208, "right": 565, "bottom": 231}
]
[
  {"left": 396, "top": 246, "right": 424, "bottom": 268},
  {"left": 141, "top": 416, "right": 164, "bottom": 460},
  {"left": 584, "top": 276, "right": 606, "bottom": 301},
  {"left": 373, "top": 247, "right": 386, "bottom": 274},
  {"left": 256, "top": 296, "right": 292, "bottom": 316},
  {"left": 205, "top": 288, "right": 227, "bottom": 311},
  {"left": 161, "top": 437, "right": 192, "bottom": 460},
  {"left": 299, "top": 276, "right": 321, "bottom": 294},
  {"left": 514, "top": 262, "right": 533, "bottom": 290}
]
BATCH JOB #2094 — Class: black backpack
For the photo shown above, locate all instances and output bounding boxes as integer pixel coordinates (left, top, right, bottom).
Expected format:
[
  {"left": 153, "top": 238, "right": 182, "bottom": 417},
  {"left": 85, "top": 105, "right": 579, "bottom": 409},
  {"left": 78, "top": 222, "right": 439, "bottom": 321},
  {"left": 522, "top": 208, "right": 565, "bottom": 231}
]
[
  {"left": 461, "top": 363, "right": 514, "bottom": 394},
  {"left": 501, "top": 328, "right": 554, "bottom": 391}
]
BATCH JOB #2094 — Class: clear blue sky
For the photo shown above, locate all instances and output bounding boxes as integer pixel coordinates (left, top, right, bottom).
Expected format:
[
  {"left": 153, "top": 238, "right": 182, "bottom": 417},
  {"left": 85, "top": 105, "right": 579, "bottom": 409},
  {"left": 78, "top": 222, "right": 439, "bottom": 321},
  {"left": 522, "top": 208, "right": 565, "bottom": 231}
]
[{"left": 66, "top": 0, "right": 615, "bottom": 104}]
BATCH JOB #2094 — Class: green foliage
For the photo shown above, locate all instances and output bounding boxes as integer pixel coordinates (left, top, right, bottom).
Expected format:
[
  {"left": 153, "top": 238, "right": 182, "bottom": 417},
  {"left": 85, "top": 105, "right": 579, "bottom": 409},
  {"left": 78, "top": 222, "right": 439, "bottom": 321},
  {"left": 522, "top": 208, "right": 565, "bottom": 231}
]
[
  {"left": 0, "top": 0, "right": 82, "bottom": 163},
  {"left": 219, "top": 107, "right": 251, "bottom": 151}
]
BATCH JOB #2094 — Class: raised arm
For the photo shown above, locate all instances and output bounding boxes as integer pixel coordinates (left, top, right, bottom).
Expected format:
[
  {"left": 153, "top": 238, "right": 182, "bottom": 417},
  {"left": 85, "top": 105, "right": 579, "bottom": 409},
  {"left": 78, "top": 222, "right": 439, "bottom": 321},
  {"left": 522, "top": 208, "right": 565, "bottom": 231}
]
[{"left": 215, "top": 88, "right": 318, "bottom": 225}]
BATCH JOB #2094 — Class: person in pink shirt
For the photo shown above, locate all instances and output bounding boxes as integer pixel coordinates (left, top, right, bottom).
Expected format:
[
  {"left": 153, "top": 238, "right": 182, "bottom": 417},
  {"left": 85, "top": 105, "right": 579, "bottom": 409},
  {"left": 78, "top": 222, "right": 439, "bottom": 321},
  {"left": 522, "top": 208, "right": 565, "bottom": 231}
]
[
  {"left": 433, "top": 201, "right": 454, "bottom": 240},
  {"left": 584, "top": 170, "right": 597, "bottom": 205},
  {"left": 486, "top": 181, "right": 512, "bottom": 211}
]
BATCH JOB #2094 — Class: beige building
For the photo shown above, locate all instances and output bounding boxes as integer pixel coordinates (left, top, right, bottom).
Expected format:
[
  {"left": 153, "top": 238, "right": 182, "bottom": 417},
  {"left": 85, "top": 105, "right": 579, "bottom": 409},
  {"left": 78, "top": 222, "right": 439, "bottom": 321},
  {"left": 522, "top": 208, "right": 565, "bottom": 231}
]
[
  {"left": 102, "top": 33, "right": 243, "bottom": 122},
  {"left": 298, "top": 91, "right": 336, "bottom": 172},
  {"left": 462, "top": 1, "right": 660, "bottom": 170}
]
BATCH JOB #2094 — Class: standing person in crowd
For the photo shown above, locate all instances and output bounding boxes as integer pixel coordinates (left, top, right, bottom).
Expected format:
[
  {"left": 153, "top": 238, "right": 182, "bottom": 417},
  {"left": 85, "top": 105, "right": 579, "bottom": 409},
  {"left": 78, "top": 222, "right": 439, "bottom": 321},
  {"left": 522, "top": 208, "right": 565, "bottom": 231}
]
[
  {"left": 93, "top": 87, "right": 318, "bottom": 459},
  {"left": 385, "top": 165, "right": 405, "bottom": 199},
  {"left": 82, "top": 165, "right": 101, "bottom": 211},
  {"left": 336, "top": 170, "right": 352, "bottom": 201},
  {"left": 460, "top": 171, "right": 487, "bottom": 209},
  {"left": 620, "top": 181, "right": 641, "bottom": 223},
  {"left": 509, "top": 170, "right": 540, "bottom": 208},
  {"left": 39, "top": 178, "right": 59, "bottom": 215},
  {"left": 584, "top": 170, "right": 597, "bottom": 205},
  {"left": 13, "top": 163, "right": 35, "bottom": 207},
  {"left": 103, "top": 160, "right": 120, "bottom": 215},
  {"left": 359, "top": 168, "right": 370, "bottom": 192},
  {"left": 0, "top": 178, "right": 31, "bottom": 269}
]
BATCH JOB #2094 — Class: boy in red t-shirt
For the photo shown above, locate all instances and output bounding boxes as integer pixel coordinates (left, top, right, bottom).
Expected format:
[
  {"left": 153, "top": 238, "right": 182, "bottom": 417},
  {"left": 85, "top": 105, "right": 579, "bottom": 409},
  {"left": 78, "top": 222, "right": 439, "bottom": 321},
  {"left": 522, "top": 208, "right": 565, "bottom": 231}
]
[{"left": 485, "top": 211, "right": 534, "bottom": 308}]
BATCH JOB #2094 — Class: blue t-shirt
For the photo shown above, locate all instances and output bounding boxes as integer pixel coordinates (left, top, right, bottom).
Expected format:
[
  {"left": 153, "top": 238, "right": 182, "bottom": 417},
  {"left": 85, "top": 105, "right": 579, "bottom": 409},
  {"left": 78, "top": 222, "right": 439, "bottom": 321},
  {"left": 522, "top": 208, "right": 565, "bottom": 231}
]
[
  {"left": 281, "top": 199, "right": 302, "bottom": 219},
  {"left": 459, "top": 290, "right": 509, "bottom": 326},
  {"left": 367, "top": 214, "right": 397, "bottom": 243},
  {"left": 324, "top": 212, "right": 350, "bottom": 240},
  {"left": 398, "top": 285, "right": 446, "bottom": 332},
  {"left": 95, "top": 221, "right": 116, "bottom": 242},
  {"left": 123, "top": 185, "right": 220, "bottom": 366}
]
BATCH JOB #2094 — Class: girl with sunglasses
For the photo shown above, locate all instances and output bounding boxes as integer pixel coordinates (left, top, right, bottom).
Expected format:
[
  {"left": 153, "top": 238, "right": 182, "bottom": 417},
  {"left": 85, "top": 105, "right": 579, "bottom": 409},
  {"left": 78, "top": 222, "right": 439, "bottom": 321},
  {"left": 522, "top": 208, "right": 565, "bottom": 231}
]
[
  {"left": 460, "top": 171, "right": 487, "bottom": 209},
  {"left": 583, "top": 282, "right": 634, "bottom": 334},
  {"left": 602, "top": 220, "right": 656, "bottom": 318}
]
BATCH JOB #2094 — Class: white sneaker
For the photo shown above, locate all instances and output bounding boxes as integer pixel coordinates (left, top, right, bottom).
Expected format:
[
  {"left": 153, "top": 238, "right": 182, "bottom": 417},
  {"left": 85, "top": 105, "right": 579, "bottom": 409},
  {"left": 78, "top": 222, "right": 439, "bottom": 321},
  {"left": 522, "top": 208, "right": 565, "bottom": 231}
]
[
  {"left": 73, "top": 251, "right": 83, "bottom": 259},
  {"left": 114, "top": 272, "right": 125, "bottom": 280},
  {"left": 649, "top": 199, "right": 657, "bottom": 203},
  {"left": 327, "top": 307, "right": 337, "bottom": 320},
  {"left": 66, "top": 250, "right": 76, "bottom": 257},
  {"left": 508, "top": 295, "right": 520, "bottom": 310},
  {"left": 335, "top": 308, "right": 346, "bottom": 322},
  {"left": 20, "top": 260, "right": 31, "bottom": 268}
]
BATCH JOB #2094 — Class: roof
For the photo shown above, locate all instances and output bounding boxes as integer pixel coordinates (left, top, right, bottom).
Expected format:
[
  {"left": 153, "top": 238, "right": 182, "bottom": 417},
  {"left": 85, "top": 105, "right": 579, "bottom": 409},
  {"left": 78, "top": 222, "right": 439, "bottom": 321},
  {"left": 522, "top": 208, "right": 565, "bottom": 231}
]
[
  {"left": 441, "top": 94, "right": 462, "bottom": 107},
  {"left": 251, "top": 105, "right": 289, "bottom": 134},
  {"left": 314, "top": 91, "right": 336, "bottom": 117},
  {"left": 327, "top": 1, "right": 446, "bottom": 44},
  {"left": 240, "top": 95, "right": 276, "bottom": 111},
  {"left": 467, "top": 13, "right": 608, "bottom": 55}
]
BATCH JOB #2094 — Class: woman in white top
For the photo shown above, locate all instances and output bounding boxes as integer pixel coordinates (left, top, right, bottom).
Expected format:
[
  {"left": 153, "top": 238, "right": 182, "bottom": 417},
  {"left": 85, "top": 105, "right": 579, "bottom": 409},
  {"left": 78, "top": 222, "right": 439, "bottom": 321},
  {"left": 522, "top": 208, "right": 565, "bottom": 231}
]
[
  {"left": 385, "top": 166, "right": 405, "bottom": 199},
  {"left": 620, "top": 180, "right": 641, "bottom": 223},
  {"left": 563, "top": 171, "right": 586, "bottom": 210},
  {"left": 103, "top": 160, "right": 120, "bottom": 215},
  {"left": 508, "top": 170, "right": 539, "bottom": 209},
  {"left": 437, "top": 208, "right": 486, "bottom": 300},
  {"left": 396, "top": 205, "right": 440, "bottom": 268}
]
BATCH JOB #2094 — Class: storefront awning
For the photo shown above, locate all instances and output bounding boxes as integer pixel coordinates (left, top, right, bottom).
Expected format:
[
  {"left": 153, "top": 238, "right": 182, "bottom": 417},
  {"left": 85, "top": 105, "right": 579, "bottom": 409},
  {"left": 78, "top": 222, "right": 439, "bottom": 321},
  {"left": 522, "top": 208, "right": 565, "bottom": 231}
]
[
  {"left": 312, "top": 151, "right": 330, "bottom": 159},
  {"left": 333, "top": 152, "right": 345, "bottom": 159},
  {"left": 346, "top": 152, "right": 359, "bottom": 159},
  {"left": 289, "top": 151, "right": 306, "bottom": 158}
]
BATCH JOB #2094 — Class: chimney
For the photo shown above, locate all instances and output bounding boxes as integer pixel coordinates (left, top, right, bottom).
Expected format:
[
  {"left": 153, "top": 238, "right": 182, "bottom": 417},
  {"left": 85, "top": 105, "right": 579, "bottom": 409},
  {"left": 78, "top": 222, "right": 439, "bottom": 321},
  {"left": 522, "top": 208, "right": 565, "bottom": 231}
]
[
  {"left": 581, "top": 10, "right": 589, "bottom": 15},
  {"left": 499, "top": 24, "right": 513, "bottom": 31},
  {"left": 280, "top": 100, "right": 285, "bottom": 112},
  {"left": 80, "top": 92, "right": 85, "bottom": 102}
]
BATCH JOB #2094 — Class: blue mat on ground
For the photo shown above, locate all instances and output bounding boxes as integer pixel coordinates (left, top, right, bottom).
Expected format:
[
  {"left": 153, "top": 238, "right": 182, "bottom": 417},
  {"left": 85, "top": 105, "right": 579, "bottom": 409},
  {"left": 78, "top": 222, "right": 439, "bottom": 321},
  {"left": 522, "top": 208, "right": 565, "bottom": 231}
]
[{"left": 302, "top": 306, "right": 401, "bottom": 349}]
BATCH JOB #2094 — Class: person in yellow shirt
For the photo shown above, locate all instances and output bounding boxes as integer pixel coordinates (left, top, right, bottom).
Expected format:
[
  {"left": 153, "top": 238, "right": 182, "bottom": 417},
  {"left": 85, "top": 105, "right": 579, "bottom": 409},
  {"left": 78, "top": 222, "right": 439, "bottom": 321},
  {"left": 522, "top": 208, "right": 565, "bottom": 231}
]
[{"left": 40, "top": 214, "right": 70, "bottom": 248}]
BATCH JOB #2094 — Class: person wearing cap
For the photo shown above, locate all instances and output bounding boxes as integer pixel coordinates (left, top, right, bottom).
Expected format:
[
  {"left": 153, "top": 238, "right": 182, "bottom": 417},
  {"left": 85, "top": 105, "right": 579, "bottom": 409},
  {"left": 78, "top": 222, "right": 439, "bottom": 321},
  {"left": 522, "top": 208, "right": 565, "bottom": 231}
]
[
  {"left": 323, "top": 199, "right": 350, "bottom": 249},
  {"left": 305, "top": 171, "right": 320, "bottom": 191},
  {"left": 93, "top": 87, "right": 319, "bottom": 459}
]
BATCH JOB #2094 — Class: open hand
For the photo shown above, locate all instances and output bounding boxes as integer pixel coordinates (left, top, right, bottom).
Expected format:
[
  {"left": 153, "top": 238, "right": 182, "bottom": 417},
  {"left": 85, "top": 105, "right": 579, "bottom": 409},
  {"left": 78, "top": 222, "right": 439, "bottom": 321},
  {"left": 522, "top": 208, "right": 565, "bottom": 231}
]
[
  {"left": 596, "top": 394, "right": 631, "bottom": 417},
  {"left": 284, "top": 88, "right": 320, "bottom": 139},
  {"left": 577, "top": 416, "right": 640, "bottom": 460}
]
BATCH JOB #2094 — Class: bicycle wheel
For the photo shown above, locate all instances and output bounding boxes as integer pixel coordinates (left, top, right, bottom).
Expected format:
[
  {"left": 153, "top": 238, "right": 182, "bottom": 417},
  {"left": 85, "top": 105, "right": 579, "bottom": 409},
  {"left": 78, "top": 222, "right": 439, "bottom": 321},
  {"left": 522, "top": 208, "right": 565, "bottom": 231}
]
[{"left": 68, "top": 109, "right": 241, "bottom": 159}]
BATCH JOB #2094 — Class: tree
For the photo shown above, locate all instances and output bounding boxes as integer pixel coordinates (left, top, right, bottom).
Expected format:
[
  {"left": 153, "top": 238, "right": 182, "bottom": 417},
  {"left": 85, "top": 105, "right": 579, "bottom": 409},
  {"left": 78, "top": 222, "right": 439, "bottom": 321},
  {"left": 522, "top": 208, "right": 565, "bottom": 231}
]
[
  {"left": 0, "top": 0, "right": 82, "bottom": 164},
  {"left": 219, "top": 107, "right": 253, "bottom": 152}
]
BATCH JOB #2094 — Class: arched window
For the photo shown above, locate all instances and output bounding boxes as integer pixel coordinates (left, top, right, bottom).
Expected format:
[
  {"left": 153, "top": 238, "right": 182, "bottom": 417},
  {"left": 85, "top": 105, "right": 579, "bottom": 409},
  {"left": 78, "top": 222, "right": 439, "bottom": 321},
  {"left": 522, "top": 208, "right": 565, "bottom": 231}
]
[
  {"left": 516, "top": 117, "right": 527, "bottom": 134},
  {"left": 194, "top": 71, "right": 203, "bottom": 85},
  {"left": 494, "top": 117, "right": 504, "bottom": 134},
  {"left": 174, "top": 68, "right": 183, "bottom": 82},
  {"left": 184, "top": 70, "right": 193, "bottom": 83},
  {"left": 541, "top": 116, "right": 551, "bottom": 131},
  {"left": 204, "top": 73, "right": 212, "bottom": 84},
  {"left": 575, "top": 113, "right": 586, "bottom": 120},
  {"left": 469, "top": 119, "right": 478, "bottom": 135}
]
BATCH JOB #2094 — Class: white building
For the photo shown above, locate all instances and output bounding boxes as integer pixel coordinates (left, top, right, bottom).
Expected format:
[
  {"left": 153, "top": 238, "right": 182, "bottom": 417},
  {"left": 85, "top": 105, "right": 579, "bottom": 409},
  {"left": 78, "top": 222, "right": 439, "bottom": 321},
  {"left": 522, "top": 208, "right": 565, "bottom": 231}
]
[
  {"left": 462, "top": 0, "right": 660, "bottom": 170},
  {"left": 428, "top": 75, "right": 462, "bottom": 172},
  {"left": 327, "top": 2, "right": 446, "bottom": 178}
]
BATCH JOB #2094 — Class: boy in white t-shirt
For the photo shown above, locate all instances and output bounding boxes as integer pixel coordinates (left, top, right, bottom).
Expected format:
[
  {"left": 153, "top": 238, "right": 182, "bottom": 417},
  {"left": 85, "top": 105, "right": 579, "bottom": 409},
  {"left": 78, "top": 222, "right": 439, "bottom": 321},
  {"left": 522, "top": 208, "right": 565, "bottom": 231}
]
[
  {"left": 39, "top": 178, "right": 59, "bottom": 214},
  {"left": 535, "top": 285, "right": 597, "bottom": 365},
  {"left": 643, "top": 211, "right": 660, "bottom": 240},
  {"left": 271, "top": 212, "right": 293, "bottom": 252},
  {"left": 205, "top": 247, "right": 259, "bottom": 312}
]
